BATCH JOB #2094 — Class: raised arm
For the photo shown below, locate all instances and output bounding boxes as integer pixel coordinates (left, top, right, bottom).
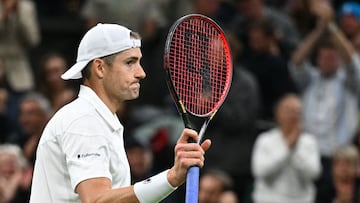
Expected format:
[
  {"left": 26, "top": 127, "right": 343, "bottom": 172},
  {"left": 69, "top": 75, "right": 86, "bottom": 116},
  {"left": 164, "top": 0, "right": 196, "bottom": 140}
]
[
  {"left": 328, "top": 22, "right": 357, "bottom": 64},
  {"left": 16, "top": 0, "right": 40, "bottom": 47},
  {"left": 291, "top": 23, "right": 327, "bottom": 66},
  {"left": 76, "top": 129, "right": 211, "bottom": 203},
  {"left": 327, "top": 21, "right": 360, "bottom": 94},
  {"left": 291, "top": 0, "right": 332, "bottom": 65}
]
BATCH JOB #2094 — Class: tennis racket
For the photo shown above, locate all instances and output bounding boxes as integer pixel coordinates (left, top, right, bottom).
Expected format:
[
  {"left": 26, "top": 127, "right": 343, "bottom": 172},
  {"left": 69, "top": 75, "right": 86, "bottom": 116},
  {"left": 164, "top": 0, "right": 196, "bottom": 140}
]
[{"left": 164, "top": 14, "right": 232, "bottom": 203}]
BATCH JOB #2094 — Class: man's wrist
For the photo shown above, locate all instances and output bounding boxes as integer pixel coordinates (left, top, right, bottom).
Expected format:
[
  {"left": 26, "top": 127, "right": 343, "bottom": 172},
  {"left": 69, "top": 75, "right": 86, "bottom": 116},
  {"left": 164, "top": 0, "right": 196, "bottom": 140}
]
[
  {"left": 134, "top": 170, "right": 177, "bottom": 203},
  {"left": 167, "top": 168, "right": 184, "bottom": 187}
]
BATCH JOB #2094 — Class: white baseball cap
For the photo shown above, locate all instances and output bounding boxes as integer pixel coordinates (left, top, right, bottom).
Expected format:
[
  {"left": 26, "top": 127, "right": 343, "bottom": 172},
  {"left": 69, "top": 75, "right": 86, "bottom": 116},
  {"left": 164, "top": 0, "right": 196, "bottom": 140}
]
[{"left": 61, "top": 23, "right": 141, "bottom": 80}]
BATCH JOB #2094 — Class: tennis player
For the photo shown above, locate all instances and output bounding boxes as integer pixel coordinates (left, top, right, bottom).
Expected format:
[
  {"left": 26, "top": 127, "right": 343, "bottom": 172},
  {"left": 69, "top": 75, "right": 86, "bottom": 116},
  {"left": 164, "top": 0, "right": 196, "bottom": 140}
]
[{"left": 29, "top": 23, "right": 211, "bottom": 203}]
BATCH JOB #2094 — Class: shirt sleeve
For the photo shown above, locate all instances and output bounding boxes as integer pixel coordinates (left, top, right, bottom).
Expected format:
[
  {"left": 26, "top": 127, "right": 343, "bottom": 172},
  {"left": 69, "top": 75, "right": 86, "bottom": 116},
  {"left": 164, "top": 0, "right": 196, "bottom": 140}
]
[
  {"left": 251, "top": 130, "right": 291, "bottom": 179},
  {"left": 288, "top": 61, "right": 315, "bottom": 92},
  {"left": 344, "top": 53, "right": 360, "bottom": 94},
  {"left": 60, "top": 115, "right": 112, "bottom": 191}
]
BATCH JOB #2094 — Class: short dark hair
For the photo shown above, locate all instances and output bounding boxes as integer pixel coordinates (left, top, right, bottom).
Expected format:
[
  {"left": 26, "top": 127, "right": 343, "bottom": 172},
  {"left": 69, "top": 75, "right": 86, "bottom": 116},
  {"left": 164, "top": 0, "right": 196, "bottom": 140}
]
[
  {"left": 80, "top": 53, "right": 117, "bottom": 82},
  {"left": 81, "top": 61, "right": 92, "bottom": 82}
]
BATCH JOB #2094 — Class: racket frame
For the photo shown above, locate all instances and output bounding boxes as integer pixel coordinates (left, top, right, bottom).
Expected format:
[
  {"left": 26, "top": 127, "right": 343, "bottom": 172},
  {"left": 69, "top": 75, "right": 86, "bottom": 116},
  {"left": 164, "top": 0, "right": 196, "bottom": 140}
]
[{"left": 163, "top": 14, "right": 233, "bottom": 203}]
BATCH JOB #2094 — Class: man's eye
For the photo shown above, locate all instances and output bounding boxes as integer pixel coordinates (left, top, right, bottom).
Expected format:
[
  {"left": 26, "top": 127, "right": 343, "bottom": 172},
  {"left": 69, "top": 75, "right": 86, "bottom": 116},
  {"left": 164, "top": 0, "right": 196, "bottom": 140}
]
[{"left": 127, "top": 60, "right": 136, "bottom": 65}]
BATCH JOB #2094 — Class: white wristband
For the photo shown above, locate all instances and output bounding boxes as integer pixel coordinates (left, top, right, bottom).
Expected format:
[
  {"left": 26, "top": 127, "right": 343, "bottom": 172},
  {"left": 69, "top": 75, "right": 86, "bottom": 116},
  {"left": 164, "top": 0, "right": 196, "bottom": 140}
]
[{"left": 134, "top": 170, "right": 177, "bottom": 203}]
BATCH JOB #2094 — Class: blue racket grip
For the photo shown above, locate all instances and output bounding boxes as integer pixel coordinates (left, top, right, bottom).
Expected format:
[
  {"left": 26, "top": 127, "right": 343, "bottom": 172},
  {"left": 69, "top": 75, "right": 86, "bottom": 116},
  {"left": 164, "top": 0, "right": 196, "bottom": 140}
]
[{"left": 185, "top": 166, "right": 200, "bottom": 203}]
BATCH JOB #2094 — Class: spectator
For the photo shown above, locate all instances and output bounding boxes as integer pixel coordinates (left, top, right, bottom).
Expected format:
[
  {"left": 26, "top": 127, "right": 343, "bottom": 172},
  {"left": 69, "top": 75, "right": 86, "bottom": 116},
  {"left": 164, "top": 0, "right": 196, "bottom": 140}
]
[
  {"left": 231, "top": 0, "right": 300, "bottom": 59},
  {"left": 18, "top": 92, "right": 51, "bottom": 164},
  {"left": 252, "top": 94, "right": 321, "bottom": 203},
  {"left": 37, "top": 52, "right": 77, "bottom": 113},
  {"left": 0, "top": 0, "right": 40, "bottom": 133},
  {"left": 289, "top": 0, "right": 360, "bottom": 180},
  {"left": 241, "top": 19, "right": 297, "bottom": 121},
  {"left": 338, "top": 1, "right": 360, "bottom": 53},
  {"left": 317, "top": 145, "right": 360, "bottom": 203},
  {"left": 198, "top": 169, "right": 238, "bottom": 203},
  {"left": 0, "top": 0, "right": 40, "bottom": 92},
  {"left": 0, "top": 144, "right": 32, "bottom": 203}
]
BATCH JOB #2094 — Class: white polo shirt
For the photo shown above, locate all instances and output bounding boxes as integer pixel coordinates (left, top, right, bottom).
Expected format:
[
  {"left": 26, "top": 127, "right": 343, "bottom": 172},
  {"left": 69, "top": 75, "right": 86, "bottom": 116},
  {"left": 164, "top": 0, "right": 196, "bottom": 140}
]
[{"left": 30, "top": 85, "right": 131, "bottom": 203}]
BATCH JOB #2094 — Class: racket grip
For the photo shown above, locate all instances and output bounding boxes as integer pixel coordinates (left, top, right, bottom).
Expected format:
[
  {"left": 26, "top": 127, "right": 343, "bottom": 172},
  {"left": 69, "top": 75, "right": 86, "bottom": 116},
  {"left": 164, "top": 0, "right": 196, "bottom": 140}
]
[{"left": 185, "top": 166, "right": 200, "bottom": 203}]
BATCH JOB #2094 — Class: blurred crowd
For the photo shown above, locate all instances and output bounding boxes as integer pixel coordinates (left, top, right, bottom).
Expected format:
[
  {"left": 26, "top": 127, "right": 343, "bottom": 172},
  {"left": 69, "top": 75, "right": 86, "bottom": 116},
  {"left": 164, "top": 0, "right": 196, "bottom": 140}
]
[{"left": 1, "top": 0, "right": 360, "bottom": 202}]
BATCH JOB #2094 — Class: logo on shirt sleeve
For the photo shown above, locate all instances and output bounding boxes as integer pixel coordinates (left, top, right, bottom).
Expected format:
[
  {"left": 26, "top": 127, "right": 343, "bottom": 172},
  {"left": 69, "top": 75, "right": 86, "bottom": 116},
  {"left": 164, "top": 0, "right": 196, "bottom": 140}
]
[{"left": 77, "top": 153, "right": 101, "bottom": 159}]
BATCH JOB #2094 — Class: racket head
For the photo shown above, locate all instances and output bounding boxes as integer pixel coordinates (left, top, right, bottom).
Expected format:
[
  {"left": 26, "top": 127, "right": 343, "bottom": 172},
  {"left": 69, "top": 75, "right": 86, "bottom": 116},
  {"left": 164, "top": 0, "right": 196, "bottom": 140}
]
[{"left": 164, "top": 14, "right": 232, "bottom": 118}]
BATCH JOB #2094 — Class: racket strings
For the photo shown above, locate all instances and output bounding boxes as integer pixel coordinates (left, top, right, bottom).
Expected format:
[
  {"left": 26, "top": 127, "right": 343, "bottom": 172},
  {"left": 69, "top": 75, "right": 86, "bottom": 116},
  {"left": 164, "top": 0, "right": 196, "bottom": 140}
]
[{"left": 169, "top": 18, "right": 230, "bottom": 116}]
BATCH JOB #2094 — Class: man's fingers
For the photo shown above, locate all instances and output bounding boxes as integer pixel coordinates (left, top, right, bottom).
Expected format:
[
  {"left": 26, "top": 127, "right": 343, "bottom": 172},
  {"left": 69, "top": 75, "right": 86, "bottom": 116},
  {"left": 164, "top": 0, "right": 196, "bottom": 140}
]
[
  {"left": 177, "top": 128, "right": 199, "bottom": 144},
  {"left": 175, "top": 143, "right": 204, "bottom": 155},
  {"left": 200, "top": 139, "right": 211, "bottom": 152}
]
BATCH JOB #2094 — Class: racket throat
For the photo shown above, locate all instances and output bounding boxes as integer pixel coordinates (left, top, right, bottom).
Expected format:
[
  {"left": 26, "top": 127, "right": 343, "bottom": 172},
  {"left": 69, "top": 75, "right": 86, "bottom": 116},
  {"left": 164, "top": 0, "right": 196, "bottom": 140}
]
[{"left": 182, "top": 114, "right": 209, "bottom": 144}]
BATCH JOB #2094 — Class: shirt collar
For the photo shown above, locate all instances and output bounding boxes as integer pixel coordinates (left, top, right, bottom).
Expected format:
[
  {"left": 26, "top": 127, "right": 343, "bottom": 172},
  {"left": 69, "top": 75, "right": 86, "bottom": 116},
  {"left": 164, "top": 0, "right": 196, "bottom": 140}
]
[{"left": 78, "top": 85, "right": 123, "bottom": 131}]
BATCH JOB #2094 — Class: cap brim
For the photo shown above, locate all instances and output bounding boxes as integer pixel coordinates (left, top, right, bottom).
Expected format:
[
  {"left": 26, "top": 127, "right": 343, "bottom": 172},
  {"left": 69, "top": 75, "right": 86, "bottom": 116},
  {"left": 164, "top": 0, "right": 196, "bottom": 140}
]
[{"left": 61, "top": 60, "right": 89, "bottom": 80}]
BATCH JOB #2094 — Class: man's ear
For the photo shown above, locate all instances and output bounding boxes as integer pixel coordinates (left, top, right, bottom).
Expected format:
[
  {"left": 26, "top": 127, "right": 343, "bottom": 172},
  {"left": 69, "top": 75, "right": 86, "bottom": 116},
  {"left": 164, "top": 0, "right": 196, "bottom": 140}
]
[{"left": 92, "top": 58, "right": 106, "bottom": 79}]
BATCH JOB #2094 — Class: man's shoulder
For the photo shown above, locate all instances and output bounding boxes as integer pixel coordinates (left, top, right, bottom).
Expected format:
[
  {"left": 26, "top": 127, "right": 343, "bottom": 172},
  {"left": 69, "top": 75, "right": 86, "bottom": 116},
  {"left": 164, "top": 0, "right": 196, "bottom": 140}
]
[
  {"left": 42, "top": 97, "right": 103, "bottom": 141},
  {"left": 56, "top": 97, "right": 91, "bottom": 115},
  {"left": 48, "top": 98, "right": 95, "bottom": 128}
]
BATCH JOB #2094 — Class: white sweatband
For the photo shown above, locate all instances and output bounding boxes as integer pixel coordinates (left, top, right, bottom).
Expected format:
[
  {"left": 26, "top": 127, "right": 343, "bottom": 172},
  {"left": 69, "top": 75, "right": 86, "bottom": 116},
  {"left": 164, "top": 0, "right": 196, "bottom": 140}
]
[{"left": 134, "top": 170, "right": 177, "bottom": 203}]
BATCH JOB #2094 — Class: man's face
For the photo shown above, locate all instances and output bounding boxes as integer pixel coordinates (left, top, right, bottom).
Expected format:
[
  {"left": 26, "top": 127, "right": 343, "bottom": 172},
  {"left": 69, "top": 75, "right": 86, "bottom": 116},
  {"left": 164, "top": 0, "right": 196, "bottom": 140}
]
[
  {"left": 0, "top": 153, "right": 18, "bottom": 179},
  {"left": 199, "top": 175, "right": 223, "bottom": 203},
  {"left": 317, "top": 47, "right": 340, "bottom": 76},
  {"left": 275, "top": 96, "right": 302, "bottom": 129},
  {"left": 126, "top": 146, "right": 152, "bottom": 178},
  {"left": 333, "top": 158, "right": 356, "bottom": 181},
  {"left": 102, "top": 48, "right": 146, "bottom": 103},
  {"left": 340, "top": 14, "right": 360, "bottom": 37},
  {"left": 44, "top": 56, "right": 67, "bottom": 89},
  {"left": 19, "top": 100, "right": 47, "bottom": 135}
]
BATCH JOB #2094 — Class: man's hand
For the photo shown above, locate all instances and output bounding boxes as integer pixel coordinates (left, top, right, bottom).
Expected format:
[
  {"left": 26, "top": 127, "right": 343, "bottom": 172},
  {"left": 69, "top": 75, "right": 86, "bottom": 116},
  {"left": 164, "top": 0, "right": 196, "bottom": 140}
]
[
  {"left": 167, "top": 129, "right": 211, "bottom": 187},
  {"left": 0, "top": 0, "right": 18, "bottom": 20},
  {"left": 311, "top": 0, "right": 334, "bottom": 25},
  {"left": 285, "top": 123, "right": 302, "bottom": 149}
]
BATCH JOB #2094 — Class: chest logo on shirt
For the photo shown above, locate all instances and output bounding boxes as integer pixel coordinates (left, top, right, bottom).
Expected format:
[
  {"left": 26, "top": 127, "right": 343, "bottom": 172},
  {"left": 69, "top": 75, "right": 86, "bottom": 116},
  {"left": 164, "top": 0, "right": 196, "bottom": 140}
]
[{"left": 77, "top": 153, "right": 101, "bottom": 159}]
